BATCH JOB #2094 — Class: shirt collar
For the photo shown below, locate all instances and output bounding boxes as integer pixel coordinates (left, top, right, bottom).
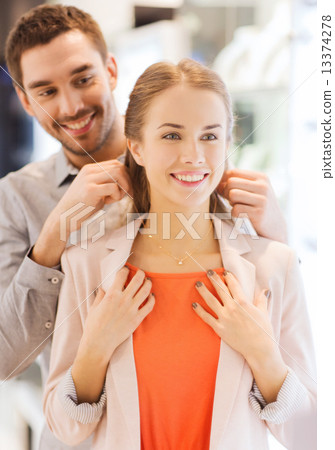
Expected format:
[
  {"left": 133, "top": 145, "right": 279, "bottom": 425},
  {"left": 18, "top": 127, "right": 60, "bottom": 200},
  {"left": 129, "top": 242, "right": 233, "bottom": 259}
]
[{"left": 55, "top": 150, "right": 79, "bottom": 187}]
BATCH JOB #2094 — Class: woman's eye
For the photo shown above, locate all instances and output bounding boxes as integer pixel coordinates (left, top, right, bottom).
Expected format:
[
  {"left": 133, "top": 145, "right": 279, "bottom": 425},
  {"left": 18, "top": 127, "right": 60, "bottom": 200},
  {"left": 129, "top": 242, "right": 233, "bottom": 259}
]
[
  {"left": 201, "top": 134, "right": 217, "bottom": 141},
  {"left": 163, "top": 133, "right": 180, "bottom": 140}
]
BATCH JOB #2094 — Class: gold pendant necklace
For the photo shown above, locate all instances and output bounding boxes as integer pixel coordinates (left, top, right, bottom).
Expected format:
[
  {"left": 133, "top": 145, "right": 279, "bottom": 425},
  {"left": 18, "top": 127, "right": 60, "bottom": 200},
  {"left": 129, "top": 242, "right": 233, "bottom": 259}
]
[{"left": 145, "top": 220, "right": 213, "bottom": 265}]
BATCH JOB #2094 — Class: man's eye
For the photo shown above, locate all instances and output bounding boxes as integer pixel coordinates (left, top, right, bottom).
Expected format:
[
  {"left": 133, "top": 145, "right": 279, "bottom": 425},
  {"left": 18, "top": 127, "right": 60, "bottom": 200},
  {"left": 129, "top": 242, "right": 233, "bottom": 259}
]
[
  {"left": 77, "top": 76, "right": 92, "bottom": 85},
  {"left": 201, "top": 134, "right": 217, "bottom": 141},
  {"left": 163, "top": 133, "right": 180, "bottom": 140},
  {"left": 39, "top": 89, "right": 55, "bottom": 97}
]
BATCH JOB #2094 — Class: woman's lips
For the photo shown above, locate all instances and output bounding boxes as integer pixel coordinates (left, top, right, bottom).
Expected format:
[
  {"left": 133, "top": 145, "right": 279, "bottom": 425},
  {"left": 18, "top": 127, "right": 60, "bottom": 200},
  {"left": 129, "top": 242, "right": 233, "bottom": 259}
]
[{"left": 170, "top": 172, "right": 209, "bottom": 187}]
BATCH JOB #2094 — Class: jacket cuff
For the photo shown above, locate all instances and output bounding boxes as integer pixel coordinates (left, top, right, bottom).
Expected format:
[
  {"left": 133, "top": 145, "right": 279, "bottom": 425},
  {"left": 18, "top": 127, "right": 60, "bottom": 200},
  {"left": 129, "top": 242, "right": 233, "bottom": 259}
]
[
  {"left": 248, "top": 367, "right": 307, "bottom": 424},
  {"left": 58, "top": 367, "right": 107, "bottom": 424}
]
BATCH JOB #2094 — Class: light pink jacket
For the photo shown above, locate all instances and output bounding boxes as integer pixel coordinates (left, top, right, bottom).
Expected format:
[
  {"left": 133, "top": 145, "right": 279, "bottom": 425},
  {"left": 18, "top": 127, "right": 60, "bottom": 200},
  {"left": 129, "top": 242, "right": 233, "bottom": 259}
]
[{"left": 43, "top": 215, "right": 316, "bottom": 449}]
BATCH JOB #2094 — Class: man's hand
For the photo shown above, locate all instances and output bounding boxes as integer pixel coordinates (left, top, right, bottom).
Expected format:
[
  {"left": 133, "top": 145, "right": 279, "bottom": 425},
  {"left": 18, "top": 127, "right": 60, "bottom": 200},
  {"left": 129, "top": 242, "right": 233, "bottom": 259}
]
[
  {"left": 217, "top": 168, "right": 288, "bottom": 244},
  {"left": 54, "top": 159, "right": 131, "bottom": 230},
  {"left": 30, "top": 160, "right": 131, "bottom": 268}
]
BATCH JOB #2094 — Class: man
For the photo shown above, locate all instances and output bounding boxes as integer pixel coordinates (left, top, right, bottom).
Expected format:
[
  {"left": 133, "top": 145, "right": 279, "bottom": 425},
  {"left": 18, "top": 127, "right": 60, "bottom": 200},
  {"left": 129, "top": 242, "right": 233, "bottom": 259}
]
[{"left": 0, "top": 4, "right": 287, "bottom": 449}]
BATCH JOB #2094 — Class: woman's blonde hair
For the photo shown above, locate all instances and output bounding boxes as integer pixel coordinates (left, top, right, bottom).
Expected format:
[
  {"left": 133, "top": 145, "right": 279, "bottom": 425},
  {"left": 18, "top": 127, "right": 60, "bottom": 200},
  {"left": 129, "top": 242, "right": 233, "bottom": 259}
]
[{"left": 125, "top": 58, "right": 233, "bottom": 213}]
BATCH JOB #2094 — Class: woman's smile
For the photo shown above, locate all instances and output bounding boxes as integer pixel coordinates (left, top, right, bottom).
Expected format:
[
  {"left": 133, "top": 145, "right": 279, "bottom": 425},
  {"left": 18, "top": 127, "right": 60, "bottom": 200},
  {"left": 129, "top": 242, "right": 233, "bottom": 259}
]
[{"left": 170, "top": 171, "right": 210, "bottom": 187}]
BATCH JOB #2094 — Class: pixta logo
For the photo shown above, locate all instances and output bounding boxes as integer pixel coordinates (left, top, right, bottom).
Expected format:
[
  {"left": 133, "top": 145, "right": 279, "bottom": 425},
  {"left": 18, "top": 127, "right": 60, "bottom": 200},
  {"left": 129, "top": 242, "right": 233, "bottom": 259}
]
[{"left": 60, "top": 203, "right": 106, "bottom": 249}]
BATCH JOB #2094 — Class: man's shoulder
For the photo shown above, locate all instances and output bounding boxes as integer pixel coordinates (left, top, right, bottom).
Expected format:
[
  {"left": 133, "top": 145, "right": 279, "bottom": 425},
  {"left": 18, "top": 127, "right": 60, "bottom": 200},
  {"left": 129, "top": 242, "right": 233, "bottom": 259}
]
[{"left": 0, "top": 152, "right": 60, "bottom": 192}]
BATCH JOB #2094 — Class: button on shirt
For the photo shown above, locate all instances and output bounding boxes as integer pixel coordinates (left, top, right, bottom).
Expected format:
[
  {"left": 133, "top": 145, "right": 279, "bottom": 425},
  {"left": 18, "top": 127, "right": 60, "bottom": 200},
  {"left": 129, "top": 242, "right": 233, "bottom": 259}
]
[{"left": 45, "top": 321, "right": 53, "bottom": 329}]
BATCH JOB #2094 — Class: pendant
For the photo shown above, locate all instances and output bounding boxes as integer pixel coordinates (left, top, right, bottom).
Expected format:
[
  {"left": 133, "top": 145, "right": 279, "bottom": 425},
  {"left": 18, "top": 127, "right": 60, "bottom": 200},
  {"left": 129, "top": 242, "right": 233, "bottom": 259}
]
[{"left": 178, "top": 260, "right": 183, "bottom": 265}]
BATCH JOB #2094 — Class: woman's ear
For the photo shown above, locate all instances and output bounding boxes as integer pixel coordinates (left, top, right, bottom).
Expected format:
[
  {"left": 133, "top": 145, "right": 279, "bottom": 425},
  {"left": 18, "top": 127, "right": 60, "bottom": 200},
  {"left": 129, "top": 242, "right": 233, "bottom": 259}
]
[{"left": 127, "top": 138, "right": 145, "bottom": 166}]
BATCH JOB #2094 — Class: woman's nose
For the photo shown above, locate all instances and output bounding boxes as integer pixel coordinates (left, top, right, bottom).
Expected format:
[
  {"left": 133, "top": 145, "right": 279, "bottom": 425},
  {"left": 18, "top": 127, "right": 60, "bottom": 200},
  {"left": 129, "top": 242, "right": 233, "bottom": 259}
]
[{"left": 179, "top": 140, "right": 205, "bottom": 165}]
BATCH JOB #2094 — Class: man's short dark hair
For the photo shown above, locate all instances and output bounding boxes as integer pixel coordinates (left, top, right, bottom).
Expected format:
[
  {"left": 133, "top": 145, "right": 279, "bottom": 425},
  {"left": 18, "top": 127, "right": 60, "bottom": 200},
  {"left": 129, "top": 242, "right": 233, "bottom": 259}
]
[{"left": 5, "top": 4, "right": 108, "bottom": 90}]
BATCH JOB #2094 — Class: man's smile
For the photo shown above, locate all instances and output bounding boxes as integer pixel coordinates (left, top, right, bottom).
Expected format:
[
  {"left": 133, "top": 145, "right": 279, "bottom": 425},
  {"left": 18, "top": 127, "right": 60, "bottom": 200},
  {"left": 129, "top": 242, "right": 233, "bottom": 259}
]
[{"left": 61, "top": 112, "right": 95, "bottom": 136}]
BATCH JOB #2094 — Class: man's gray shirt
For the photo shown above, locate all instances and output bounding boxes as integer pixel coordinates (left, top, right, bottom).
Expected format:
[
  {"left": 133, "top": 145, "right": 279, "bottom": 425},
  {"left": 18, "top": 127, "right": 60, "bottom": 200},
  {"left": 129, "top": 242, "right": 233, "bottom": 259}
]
[{"left": 0, "top": 150, "right": 90, "bottom": 449}]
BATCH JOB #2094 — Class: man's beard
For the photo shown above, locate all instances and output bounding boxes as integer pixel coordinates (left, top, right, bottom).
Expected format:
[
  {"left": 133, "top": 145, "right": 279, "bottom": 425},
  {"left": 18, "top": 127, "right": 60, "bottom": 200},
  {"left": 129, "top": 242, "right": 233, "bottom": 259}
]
[
  {"left": 56, "top": 111, "right": 114, "bottom": 157},
  {"left": 61, "top": 128, "right": 112, "bottom": 156}
]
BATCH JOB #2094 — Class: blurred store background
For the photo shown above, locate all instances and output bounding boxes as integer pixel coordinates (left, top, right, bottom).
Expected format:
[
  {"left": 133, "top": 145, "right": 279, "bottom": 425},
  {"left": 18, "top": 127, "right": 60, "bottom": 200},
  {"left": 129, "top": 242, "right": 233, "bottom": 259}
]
[{"left": 0, "top": 0, "right": 316, "bottom": 449}]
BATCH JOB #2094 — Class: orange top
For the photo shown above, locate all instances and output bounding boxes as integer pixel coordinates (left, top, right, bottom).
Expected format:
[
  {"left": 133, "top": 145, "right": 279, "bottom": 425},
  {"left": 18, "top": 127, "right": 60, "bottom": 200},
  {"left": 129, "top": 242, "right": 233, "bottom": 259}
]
[{"left": 126, "top": 263, "right": 225, "bottom": 450}]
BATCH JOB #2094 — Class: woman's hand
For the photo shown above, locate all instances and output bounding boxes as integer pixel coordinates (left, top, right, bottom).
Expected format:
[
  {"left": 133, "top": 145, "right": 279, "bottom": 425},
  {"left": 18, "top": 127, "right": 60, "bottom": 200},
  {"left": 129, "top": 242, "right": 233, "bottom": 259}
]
[
  {"left": 193, "top": 270, "right": 275, "bottom": 361},
  {"left": 79, "top": 266, "right": 154, "bottom": 364},
  {"left": 72, "top": 266, "right": 154, "bottom": 403},
  {"left": 193, "top": 270, "right": 288, "bottom": 403}
]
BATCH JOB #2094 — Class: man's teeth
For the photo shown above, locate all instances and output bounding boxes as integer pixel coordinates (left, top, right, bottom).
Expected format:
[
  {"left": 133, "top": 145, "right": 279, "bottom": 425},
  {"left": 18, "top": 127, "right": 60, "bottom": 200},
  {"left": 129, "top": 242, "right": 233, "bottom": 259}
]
[
  {"left": 66, "top": 116, "right": 91, "bottom": 130},
  {"left": 174, "top": 174, "right": 206, "bottom": 182}
]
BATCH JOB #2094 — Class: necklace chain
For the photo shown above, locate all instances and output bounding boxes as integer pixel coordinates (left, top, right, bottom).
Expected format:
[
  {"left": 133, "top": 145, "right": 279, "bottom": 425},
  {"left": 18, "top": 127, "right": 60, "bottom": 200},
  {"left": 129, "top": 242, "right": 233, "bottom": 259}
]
[{"left": 145, "top": 220, "right": 214, "bottom": 265}]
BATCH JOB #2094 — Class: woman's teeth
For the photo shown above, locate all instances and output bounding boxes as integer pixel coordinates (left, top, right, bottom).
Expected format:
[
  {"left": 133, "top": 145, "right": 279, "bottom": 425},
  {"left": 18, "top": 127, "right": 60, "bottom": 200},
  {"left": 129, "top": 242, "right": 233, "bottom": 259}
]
[
  {"left": 66, "top": 116, "right": 91, "bottom": 130},
  {"left": 174, "top": 174, "right": 206, "bottom": 182}
]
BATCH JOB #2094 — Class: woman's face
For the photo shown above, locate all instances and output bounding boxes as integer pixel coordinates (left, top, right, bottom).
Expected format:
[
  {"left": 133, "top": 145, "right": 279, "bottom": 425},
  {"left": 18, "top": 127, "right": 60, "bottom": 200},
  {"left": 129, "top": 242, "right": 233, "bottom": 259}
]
[{"left": 129, "top": 83, "right": 229, "bottom": 212}]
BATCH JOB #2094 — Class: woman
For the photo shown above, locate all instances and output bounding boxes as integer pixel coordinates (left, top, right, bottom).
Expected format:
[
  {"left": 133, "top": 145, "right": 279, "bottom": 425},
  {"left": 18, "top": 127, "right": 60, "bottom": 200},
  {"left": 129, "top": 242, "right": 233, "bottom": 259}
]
[{"left": 43, "top": 59, "right": 316, "bottom": 449}]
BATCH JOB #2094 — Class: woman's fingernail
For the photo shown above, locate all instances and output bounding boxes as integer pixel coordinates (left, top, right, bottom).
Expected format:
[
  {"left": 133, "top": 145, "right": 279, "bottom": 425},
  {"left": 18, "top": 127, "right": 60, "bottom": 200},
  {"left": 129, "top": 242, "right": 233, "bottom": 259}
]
[
  {"left": 265, "top": 289, "right": 271, "bottom": 300},
  {"left": 147, "top": 277, "right": 151, "bottom": 282},
  {"left": 192, "top": 302, "right": 198, "bottom": 309},
  {"left": 207, "top": 269, "right": 215, "bottom": 277},
  {"left": 223, "top": 270, "right": 228, "bottom": 276},
  {"left": 195, "top": 281, "right": 203, "bottom": 288}
]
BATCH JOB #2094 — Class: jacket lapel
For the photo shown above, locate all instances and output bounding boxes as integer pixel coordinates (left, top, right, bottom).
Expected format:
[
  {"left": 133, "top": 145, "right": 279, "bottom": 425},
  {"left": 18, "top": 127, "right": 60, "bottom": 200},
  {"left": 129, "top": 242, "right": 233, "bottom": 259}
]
[
  {"left": 210, "top": 216, "right": 256, "bottom": 450},
  {"left": 100, "top": 218, "right": 144, "bottom": 449},
  {"left": 99, "top": 217, "right": 143, "bottom": 290}
]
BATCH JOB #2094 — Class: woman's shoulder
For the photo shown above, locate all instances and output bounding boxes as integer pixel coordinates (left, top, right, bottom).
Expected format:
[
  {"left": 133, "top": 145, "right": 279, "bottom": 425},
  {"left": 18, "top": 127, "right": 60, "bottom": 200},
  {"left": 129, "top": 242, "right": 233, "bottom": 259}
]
[
  {"left": 218, "top": 216, "right": 298, "bottom": 270},
  {"left": 242, "top": 232, "right": 299, "bottom": 276},
  {"left": 60, "top": 224, "right": 127, "bottom": 276},
  {"left": 61, "top": 198, "right": 134, "bottom": 269}
]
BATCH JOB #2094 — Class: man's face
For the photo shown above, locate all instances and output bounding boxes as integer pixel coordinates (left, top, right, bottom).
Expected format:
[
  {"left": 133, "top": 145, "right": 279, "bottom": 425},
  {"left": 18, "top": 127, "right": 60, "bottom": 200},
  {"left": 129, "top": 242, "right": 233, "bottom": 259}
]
[{"left": 18, "top": 30, "right": 117, "bottom": 158}]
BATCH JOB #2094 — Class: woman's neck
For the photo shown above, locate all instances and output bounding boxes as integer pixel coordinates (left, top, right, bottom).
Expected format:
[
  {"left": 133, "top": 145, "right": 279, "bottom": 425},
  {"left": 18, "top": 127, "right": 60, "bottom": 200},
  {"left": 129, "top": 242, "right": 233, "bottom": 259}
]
[
  {"left": 127, "top": 197, "right": 223, "bottom": 272},
  {"left": 128, "top": 204, "right": 223, "bottom": 273},
  {"left": 129, "top": 209, "right": 221, "bottom": 272},
  {"left": 143, "top": 209, "right": 213, "bottom": 249}
]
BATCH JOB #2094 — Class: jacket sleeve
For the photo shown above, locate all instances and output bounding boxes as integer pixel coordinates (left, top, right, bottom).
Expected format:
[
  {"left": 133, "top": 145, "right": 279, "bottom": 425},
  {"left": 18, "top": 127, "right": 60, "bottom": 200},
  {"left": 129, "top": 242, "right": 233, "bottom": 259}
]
[
  {"left": 0, "top": 183, "right": 63, "bottom": 380},
  {"left": 248, "top": 366, "right": 308, "bottom": 424},
  {"left": 43, "top": 249, "right": 104, "bottom": 446},
  {"left": 257, "top": 249, "right": 317, "bottom": 449},
  {"left": 60, "top": 367, "right": 106, "bottom": 424}
]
